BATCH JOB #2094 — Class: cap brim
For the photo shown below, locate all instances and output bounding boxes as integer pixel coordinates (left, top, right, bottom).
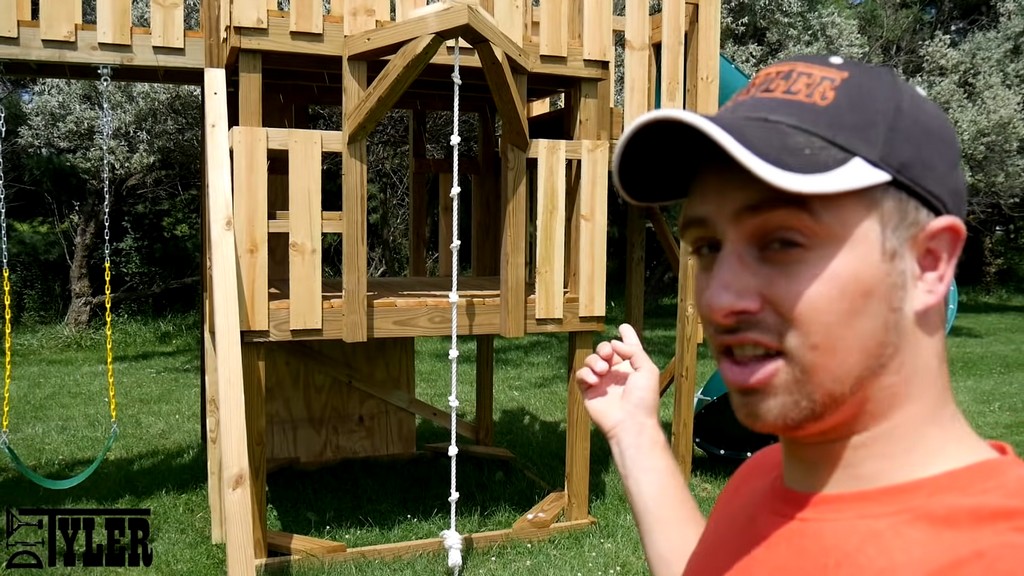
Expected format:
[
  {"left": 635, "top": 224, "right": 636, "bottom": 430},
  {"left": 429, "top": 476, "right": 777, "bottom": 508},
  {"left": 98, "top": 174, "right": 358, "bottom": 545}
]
[{"left": 612, "top": 108, "right": 893, "bottom": 206}]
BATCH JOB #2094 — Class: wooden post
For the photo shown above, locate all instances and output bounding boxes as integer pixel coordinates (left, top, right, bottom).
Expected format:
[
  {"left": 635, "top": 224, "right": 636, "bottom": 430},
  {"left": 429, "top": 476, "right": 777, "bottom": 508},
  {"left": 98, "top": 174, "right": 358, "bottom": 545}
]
[
  {"left": 499, "top": 73, "right": 528, "bottom": 338},
  {"left": 408, "top": 109, "right": 428, "bottom": 277},
  {"left": 623, "top": 0, "right": 650, "bottom": 336},
  {"left": 565, "top": 331, "right": 593, "bottom": 521},
  {"left": 342, "top": 56, "right": 369, "bottom": 342}
]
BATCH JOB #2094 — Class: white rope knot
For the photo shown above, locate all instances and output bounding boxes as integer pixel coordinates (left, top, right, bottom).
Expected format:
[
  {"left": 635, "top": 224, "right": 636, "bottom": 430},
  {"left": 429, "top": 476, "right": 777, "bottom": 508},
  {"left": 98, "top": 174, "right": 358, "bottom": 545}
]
[{"left": 441, "top": 529, "right": 463, "bottom": 571}]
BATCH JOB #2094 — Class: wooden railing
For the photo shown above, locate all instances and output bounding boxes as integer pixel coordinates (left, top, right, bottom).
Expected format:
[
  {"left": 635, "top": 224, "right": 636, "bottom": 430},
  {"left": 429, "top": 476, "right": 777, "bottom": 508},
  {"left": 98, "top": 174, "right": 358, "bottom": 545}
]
[{"left": 0, "top": 0, "right": 198, "bottom": 47}]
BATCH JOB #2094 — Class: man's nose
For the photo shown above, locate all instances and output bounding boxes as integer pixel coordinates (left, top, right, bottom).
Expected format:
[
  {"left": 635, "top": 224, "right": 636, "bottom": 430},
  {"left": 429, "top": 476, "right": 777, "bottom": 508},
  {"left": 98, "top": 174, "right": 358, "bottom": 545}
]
[{"left": 698, "top": 248, "right": 762, "bottom": 327}]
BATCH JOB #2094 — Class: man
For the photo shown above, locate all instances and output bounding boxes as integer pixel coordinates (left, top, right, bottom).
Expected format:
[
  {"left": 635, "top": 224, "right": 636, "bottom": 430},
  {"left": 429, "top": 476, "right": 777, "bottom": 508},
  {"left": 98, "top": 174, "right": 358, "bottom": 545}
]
[{"left": 576, "top": 54, "right": 1024, "bottom": 575}]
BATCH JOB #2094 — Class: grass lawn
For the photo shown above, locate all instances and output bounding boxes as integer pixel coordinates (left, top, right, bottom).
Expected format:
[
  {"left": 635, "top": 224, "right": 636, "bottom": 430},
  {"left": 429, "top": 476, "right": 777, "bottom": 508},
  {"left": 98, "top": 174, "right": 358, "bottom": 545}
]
[{"left": 1, "top": 288, "right": 1022, "bottom": 575}]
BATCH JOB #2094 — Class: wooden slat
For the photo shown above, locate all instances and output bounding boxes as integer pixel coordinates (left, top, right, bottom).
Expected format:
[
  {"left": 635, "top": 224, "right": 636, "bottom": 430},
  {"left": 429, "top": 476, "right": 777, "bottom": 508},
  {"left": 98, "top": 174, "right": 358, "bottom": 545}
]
[
  {"left": 39, "top": 0, "right": 76, "bottom": 42},
  {"left": 539, "top": 0, "right": 567, "bottom": 57},
  {"left": 396, "top": 0, "right": 427, "bottom": 20},
  {"left": 16, "top": 0, "right": 29, "bottom": 21},
  {"left": 264, "top": 127, "right": 344, "bottom": 152},
  {"left": 582, "top": 0, "right": 611, "bottom": 60},
  {"left": 329, "top": 0, "right": 342, "bottom": 15},
  {"left": 661, "top": 0, "right": 685, "bottom": 108},
  {"left": 270, "top": 211, "right": 343, "bottom": 234},
  {"left": 0, "top": 0, "right": 16, "bottom": 38},
  {"left": 151, "top": 0, "right": 185, "bottom": 48},
  {"left": 534, "top": 139, "right": 566, "bottom": 320},
  {"left": 202, "top": 67, "right": 258, "bottom": 576},
  {"left": 237, "top": 15, "right": 345, "bottom": 56},
  {"left": 578, "top": 140, "right": 608, "bottom": 317},
  {"left": 233, "top": 0, "right": 269, "bottom": 28},
  {"left": 290, "top": 0, "right": 323, "bottom": 33},
  {"left": 345, "top": 2, "right": 467, "bottom": 59},
  {"left": 344, "top": 0, "right": 378, "bottom": 34},
  {"left": 376, "top": 0, "right": 392, "bottom": 21},
  {"left": 342, "top": 57, "right": 369, "bottom": 342},
  {"left": 267, "top": 531, "right": 347, "bottom": 556},
  {"left": 232, "top": 127, "right": 269, "bottom": 331},
  {"left": 492, "top": 0, "right": 524, "bottom": 46},
  {"left": 98, "top": 0, "right": 132, "bottom": 45},
  {"left": 695, "top": 0, "right": 721, "bottom": 114},
  {"left": 288, "top": 130, "right": 324, "bottom": 330}
]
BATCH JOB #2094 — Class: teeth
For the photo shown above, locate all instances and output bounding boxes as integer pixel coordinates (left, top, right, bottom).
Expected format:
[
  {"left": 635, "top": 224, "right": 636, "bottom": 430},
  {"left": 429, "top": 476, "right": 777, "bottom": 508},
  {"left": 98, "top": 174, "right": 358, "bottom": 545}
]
[{"left": 731, "top": 344, "right": 775, "bottom": 360}]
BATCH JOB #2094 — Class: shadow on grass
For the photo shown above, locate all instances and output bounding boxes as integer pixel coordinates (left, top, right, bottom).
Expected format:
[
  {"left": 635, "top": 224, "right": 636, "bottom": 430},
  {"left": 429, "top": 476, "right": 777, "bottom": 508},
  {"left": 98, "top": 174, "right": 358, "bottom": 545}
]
[
  {"left": 266, "top": 403, "right": 616, "bottom": 542},
  {"left": 0, "top": 441, "right": 208, "bottom": 508},
  {"left": 955, "top": 299, "right": 1024, "bottom": 315}
]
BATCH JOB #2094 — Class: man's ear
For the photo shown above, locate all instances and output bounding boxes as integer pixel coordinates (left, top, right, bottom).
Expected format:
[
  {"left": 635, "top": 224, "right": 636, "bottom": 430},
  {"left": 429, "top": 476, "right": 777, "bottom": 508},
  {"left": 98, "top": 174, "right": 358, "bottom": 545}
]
[{"left": 912, "top": 215, "right": 966, "bottom": 314}]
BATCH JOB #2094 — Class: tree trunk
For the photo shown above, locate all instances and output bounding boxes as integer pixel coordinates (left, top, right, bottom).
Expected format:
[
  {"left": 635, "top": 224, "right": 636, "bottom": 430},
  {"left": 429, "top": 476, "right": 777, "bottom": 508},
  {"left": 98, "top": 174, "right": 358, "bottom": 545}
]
[{"left": 65, "top": 192, "right": 104, "bottom": 331}]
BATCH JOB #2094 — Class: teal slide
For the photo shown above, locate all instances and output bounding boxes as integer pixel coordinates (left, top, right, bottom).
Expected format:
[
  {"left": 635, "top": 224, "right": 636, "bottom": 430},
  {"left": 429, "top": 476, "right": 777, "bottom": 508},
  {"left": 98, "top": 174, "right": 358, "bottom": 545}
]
[{"left": 655, "top": 53, "right": 963, "bottom": 460}]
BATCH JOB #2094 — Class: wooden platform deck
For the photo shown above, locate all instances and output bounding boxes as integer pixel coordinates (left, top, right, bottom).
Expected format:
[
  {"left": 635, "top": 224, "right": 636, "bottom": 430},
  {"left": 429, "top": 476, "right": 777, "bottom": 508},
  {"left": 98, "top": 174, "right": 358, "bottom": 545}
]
[{"left": 248, "top": 276, "right": 603, "bottom": 341}]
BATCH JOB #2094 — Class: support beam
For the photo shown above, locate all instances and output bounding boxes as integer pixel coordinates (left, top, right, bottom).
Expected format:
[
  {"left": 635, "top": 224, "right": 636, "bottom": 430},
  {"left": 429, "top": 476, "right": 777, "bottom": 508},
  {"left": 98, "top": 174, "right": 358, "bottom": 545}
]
[
  {"left": 346, "top": 34, "right": 446, "bottom": 142},
  {"left": 475, "top": 41, "right": 529, "bottom": 151}
]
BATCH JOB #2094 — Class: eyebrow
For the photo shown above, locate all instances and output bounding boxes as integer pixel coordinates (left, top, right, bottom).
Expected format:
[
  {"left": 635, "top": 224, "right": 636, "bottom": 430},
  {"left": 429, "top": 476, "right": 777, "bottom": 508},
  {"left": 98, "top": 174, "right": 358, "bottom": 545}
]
[{"left": 679, "top": 194, "right": 817, "bottom": 238}]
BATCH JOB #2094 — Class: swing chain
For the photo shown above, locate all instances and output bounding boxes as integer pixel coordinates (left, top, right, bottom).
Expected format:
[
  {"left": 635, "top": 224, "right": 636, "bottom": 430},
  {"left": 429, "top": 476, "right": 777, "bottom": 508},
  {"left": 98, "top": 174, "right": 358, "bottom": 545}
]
[
  {"left": 99, "top": 65, "right": 116, "bottom": 430},
  {"left": 0, "top": 96, "right": 9, "bottom": 444}
]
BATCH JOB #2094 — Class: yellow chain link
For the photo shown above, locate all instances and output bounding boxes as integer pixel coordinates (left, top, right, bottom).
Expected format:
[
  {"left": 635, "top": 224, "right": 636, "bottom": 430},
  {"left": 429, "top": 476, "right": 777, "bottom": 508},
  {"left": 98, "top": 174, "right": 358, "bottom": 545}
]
[
  {"left": 2, "top": 267, "right": 10, "bottom": 432},
  {"left": 105, "top": 261, "right": 115, "bottom": 424}
]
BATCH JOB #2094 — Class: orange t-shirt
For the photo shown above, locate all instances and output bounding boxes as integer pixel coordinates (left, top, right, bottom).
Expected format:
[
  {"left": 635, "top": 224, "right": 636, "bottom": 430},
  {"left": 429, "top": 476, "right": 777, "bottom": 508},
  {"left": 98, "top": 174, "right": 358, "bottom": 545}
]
[{"left": 684, "top": 441, "right": 1024, "bottom": 575}]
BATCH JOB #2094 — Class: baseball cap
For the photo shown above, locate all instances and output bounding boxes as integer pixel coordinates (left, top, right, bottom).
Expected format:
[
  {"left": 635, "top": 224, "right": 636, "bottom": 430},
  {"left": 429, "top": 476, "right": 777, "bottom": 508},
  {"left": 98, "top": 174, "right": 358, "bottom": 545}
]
[{"left": 611, "top": 54, "right": 967, "bottom": 218}]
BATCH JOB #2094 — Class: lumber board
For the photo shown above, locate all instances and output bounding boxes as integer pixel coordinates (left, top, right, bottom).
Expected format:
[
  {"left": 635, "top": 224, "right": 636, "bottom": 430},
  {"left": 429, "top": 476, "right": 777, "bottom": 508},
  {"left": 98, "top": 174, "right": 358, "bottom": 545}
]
[
  {"left": 582, "top": 0, "right": 611, "bottom": 61},
  {"left": 39, "top": 0, "right": 76, "bottom": 42},
  {"left": 287, "top": 130, "right": 323, "bottom": 330},
  {"left": 534, "top": 139, "right": 566, "bottom": 320},
  {"left": 264, "top": 340, "right": 415, "bottom": 464},
  {"left": 258, "top": 298, "right": 603, "bottom": 340},
  {"left": 623, "top": 0, "right": 649, "bottom": 125},
  {"left": 0, "top": 1, "right": 17, "bottom": 38},
  {"left": 16, "top": 0, "right": 28, "bottom": 21},
  {"left": 525, "top": 139, "right": 612, "bottom": 162},
  {"left": 660, "top": 0, "right": 686, "bottom": 109},
  {"left": 344, "top": 0, "right": 379, "bottom": 34},
  {"left": 346, "top": 33, "right": 445, "bottom": 142},
  {"left": 539, "top": 0, "right": 567, "bottom": 57},
  {"left": 202, "top": 67, "right": 258, "bottom": 576},
  {"left": 98, "top": 0, "right": 132, "bottom": 45},
  {"left": 397, "top": 0, "right": 428, "bottom": 20},
  {"left": 408, "top": 109, "right": 428, "bottom": 276},
  {"left": 492, "top": 0, "right": 524, "bottom": 46},
  {"left": 151, "top": 0, "right": 185, "bottom": 48},
  {"left": 512, "top": 491, "right": 566, "bottom": 532},
  {"left": 237, "top": 15, "right": 345, "bottom": 56},
  {"left": 270, "top": 211, "right": 343, "bottom": 234},
  {"left": 499, "top": 71, "right": 528, "bottom": 338},
  {"left": 565, "top": 332, "right": 593, "bottom": 521},
  {"left": 695, "top": 0, "right": 721, "bottom": 114},
  {"left": 345, "top": 1, "right": 467, "bottom": 58},
  {"left": 342, "top": 57, "right": 369, "bottom": 342},
  {"left": 267, "top": 531, "right": 347, "bottom": 557},
  {"left": 234, "top": 0, "right": 268, "bottom": 28},
  {"left": 290, "top": 0, "right": 323, "bottom": 33},
  {"left": 475, "top": 41, "right": 529, "bottom": 151},
  {"left": 263, "top": 127, "right": 344, "bottom": 152},
  {"left": 0, "top": 25, "right": 202, "bottom": 70},
  {"left": 241, "top": 343, "right": 267, "bottom": 558},
  {"left": 578, "top": 140, "right": 608, "bottom": 318},
  {"left": 232, "top": 127, "right": 270, "bottom": 331},
  {"left": 289, "top": 343, "right": 477, "bottom": 440},
  {"left": 672, "top": 242, "right": 699, "bottom": 480},
  {"left": 257, "top": 518, "right": 597, "bottom": 569}
]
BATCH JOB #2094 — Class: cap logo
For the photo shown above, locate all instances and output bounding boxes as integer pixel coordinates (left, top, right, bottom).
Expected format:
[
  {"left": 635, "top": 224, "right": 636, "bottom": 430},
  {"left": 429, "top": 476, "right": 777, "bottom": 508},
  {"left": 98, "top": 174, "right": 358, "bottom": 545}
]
[{"left": 726, "top": 62, "right": 850, "bottom": 108}]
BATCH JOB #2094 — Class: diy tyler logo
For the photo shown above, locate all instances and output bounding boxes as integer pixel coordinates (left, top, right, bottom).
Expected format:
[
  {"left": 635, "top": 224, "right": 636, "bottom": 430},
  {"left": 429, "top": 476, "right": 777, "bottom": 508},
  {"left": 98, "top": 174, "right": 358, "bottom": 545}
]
[{"left": 4, "top": 507, "right": 153, "bottom": 569}]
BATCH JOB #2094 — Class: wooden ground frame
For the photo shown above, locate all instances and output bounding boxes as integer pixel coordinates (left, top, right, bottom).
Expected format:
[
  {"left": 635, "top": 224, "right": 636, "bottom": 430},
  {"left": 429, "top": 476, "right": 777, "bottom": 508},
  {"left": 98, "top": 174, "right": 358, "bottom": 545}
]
[{"left": 0, "top": 1, "right": 721, "bottom": 574}]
